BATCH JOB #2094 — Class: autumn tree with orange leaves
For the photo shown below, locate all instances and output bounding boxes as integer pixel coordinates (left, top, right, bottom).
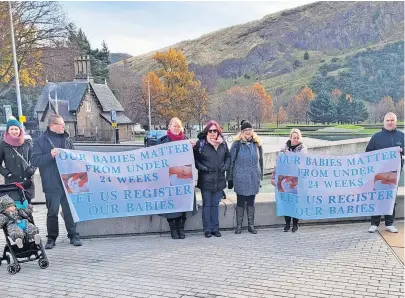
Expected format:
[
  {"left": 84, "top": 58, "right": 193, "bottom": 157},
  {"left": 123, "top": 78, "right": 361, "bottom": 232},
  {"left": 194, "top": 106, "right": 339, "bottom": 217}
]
[
  {"left": 150, "top": 48, "right": 207, "bottom": 125},
  {"left": 226, "top": 83, "right": 272, "bottom": 128},
  {"left": 296, "top": 86, "right": 316, "bottom": 124}
]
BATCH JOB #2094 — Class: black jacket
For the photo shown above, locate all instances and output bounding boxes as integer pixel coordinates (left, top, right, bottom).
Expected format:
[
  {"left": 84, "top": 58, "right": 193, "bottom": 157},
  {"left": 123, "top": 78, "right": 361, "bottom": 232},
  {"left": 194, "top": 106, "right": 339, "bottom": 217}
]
[
  {"left": 366, "top": 128, "right": 404, "bottom": 168},
  {"left": 0, "top": 140, "right": 35, "bottom": 201},
  {"left": 193, "top": 136, "right": 230, "bottom": 192},
  {"left": 31, "top": 128, "right": 74, "bottom": 193}
]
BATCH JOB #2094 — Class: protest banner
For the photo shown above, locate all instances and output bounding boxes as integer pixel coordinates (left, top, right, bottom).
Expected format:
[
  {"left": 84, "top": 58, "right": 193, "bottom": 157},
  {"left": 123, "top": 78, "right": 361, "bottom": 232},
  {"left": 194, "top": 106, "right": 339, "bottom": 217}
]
[
  {"left": 55, "top": 140, "right": 196, "bottom": 222},
  {"left": 275, "top": 147, "right": 401, "bottom": 219}
]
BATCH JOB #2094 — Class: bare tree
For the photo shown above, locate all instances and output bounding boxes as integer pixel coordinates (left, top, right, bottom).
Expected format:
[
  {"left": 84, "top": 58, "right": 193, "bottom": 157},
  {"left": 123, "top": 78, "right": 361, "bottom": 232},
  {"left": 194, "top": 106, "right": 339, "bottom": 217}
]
[{"left": 0, "top": 2, "right": 69, "bottom": 96}]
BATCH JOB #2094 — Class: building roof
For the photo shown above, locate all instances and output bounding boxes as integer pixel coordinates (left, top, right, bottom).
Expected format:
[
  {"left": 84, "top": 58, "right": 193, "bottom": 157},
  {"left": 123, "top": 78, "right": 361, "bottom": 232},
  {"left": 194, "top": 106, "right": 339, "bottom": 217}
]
[
  {"left": 35, "top": 82, "right": 88, "bottom": 113},
  {"left": 35, "top": 81, "right": 125, "bottom": 114},
  {"left": 100, "top": 112, "right": 133, "bottom": 124},
  {"left": 90, "top": 83, "right": 124, "bottom": 112}
]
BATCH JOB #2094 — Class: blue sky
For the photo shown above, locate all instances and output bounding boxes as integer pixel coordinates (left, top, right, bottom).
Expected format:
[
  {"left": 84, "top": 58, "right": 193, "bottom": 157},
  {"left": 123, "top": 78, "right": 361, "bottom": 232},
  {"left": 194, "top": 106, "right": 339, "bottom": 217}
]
[{"left": 61, "top": 1, "right": 316, "bottom": 56}]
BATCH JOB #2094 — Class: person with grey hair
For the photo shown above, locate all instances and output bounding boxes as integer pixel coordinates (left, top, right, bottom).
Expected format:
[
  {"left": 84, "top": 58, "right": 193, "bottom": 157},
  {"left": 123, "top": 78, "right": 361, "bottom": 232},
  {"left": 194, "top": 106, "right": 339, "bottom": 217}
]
[
  {"left": 366, "top": 112, "right": 404, "bottom": 233},
  {"left": 31, "top": 114, "right": 82, "bottom": 249}
]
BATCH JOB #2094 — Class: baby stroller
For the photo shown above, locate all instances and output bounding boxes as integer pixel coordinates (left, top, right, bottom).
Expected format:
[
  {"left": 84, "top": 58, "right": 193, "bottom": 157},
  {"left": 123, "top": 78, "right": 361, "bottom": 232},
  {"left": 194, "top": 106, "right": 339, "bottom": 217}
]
[{"left": 0, "top": 183, "right": 49, "bottom": 274}]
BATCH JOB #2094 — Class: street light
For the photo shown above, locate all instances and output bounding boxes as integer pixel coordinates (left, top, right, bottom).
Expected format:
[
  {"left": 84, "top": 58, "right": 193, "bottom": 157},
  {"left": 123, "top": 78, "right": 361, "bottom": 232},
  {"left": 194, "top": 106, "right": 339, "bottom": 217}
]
[
  {"left": 145, "top": 80, "right": 151, "bottom": 130},
  {"left": 8, "top": 2, "right": 22, "bottom": 120}
]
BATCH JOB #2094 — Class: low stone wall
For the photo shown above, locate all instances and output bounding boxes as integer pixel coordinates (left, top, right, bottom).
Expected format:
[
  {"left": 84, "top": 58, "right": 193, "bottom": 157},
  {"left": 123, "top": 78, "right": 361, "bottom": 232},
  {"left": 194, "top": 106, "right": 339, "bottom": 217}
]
[{"left": 76, "top": 188, "right": 404, "bottom": 237}]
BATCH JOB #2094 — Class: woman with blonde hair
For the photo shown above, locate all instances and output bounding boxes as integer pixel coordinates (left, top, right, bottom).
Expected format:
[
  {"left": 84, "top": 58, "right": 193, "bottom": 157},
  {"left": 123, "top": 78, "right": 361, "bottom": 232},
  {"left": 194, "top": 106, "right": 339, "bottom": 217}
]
[
  {"left": 271, "top": 128, "right": 307, "bottom": 232},
  {"left": 157, "top": 117, "right": 197, "bottom": 239},
  {"left": 227, "top": 120, "right": 263, "bottom": 234}
]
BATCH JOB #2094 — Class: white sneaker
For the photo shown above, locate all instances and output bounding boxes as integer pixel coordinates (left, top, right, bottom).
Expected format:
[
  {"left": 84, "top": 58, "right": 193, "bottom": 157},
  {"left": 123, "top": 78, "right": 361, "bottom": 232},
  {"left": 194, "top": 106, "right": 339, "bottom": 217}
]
[
  {"left": 368, "top": 225, "right": 378, "bottom": 233},
  {"left": 34, "top": 234, "right": 42, "bottom": 245},
  {"left": 15, "top": 238, "right": 23, "bottom": 249},
  {"left": 385, "top": 226, "right": 398, "bottom": 233}
]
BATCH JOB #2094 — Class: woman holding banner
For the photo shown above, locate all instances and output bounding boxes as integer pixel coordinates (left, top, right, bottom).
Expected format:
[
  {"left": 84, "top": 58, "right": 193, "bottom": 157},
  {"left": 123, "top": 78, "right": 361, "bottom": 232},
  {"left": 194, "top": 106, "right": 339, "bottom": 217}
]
[
  {"left": 157, "top": 117, "right": 197, "bottom": 239},
  {"left": 227, "top": 120, "right": 263, "bottom": 234},
  {"left": 194, "top": 120, "right": 230, "bottom": 238},
  {"left": 271, "top": 128, "right": 307, "bottom": 232}
]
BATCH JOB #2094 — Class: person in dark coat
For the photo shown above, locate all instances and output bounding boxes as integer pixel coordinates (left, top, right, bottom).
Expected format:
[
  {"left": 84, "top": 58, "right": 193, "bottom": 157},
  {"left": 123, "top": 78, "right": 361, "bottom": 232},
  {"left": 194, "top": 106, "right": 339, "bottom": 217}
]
[
  {"left": 31, "top": 114, "right": 82, "bottom": 249},
  {"left": 366, "top": 112, "right": 404, "bottom": 234},
  {"left": 227, "top": 120, "right": 263, "bottom": 234},
  {"left": 157, "top": 117, "right": 197, "bottom": 239},
  {"left": 0, "top": 117, "right": 36, "bottom": 203},
  {"left": 271, "top": 128, "right": 307, "bottom": 233},
  {"left": 194, "top": 120, "right": 230, "bottom": 238}
]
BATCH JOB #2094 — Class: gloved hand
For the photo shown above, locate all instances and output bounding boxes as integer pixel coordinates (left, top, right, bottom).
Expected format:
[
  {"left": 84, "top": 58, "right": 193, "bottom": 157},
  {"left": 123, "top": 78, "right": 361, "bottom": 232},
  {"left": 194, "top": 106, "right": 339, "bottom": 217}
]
[
  {"left": 21, "top": 178, "right": 32, "bottom": 190},
  {"left": 24, "top": 166, "right": 37, "bottom": 178},
  {"left": 227, "top": 180, "right": 234, "bottom": 189}
]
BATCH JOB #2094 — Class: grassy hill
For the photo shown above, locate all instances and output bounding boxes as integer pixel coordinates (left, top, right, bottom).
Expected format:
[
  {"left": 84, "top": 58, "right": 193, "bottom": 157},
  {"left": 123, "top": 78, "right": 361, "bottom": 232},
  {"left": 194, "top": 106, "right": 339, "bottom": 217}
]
[{"left": 109, "top": 1, "right": 404, "bottom": 105}]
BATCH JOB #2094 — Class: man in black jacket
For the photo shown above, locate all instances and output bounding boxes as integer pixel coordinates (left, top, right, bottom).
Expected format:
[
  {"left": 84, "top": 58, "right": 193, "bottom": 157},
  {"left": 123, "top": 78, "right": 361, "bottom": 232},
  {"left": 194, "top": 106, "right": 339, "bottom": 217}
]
[
  {"left": 31, "top": 114, "right": 82, "bottom": 249},
  {"left": 366, "top": 112, "right": 404, "bottom": 233}
]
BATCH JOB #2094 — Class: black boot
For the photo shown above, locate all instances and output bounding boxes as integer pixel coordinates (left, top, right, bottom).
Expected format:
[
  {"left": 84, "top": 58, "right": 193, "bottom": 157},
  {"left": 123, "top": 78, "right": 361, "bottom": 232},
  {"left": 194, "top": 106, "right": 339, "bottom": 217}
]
[
  {"left": 167, "top": 219, "right": 179, "bottom": 239},
  {"left": 247, "top": 206, "right": 257, "bottom": 234},
  {"left": 235, "top": 206, "right": 244, "bottom": 234},
  {"left": 284, "top": 216, "right": 291, "bottom": 232},
  {"left": 292, "top": 218, "right": 299, "bottom": 233},
  {"left": 177, "top": 217, "right": 186, "bottom": 239}
]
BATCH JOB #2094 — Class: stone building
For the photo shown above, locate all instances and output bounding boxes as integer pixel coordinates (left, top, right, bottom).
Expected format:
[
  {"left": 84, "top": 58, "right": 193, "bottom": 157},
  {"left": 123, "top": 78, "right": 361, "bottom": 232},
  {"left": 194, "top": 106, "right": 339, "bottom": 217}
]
[{"left": 34, "top": 56, "right": 133, "bottom": 142}]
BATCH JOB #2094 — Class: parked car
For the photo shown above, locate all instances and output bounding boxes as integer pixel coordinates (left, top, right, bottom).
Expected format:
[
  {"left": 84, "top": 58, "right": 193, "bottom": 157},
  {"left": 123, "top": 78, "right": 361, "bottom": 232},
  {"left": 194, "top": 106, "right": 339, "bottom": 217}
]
[
  {"left": 144, "top": 130, "right": 167, "bottom": 147},
  {"left": 132, "top": 123, "right": 146, "bottom": 135}
]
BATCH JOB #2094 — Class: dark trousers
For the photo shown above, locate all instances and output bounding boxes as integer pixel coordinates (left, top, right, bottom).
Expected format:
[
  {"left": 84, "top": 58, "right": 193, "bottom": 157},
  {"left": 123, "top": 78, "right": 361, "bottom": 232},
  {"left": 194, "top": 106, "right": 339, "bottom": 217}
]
[
  {"left": 371, "top": 203, "right": 396, "bottom": 227},
  {"left": 236, "top": 195, "right": 255, "bottom": 207},
  {"left": 45, "top": 191, "right": 77, "bottom": 240},
  {"left": 201, "top": 190, "right": 222, "bottom": 232},
  {"left": 284, "top": 216, "right": 299, "bottom": 225}
]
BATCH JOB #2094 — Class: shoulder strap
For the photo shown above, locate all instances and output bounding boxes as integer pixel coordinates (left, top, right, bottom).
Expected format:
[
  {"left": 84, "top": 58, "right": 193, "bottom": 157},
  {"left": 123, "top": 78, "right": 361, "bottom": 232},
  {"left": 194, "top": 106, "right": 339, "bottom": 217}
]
[
  {"left": 46, "top": 137, "right": 56, "bottom": 149},
  {"left": 11, "top": 147, "right": 30, "bottom": 167}
]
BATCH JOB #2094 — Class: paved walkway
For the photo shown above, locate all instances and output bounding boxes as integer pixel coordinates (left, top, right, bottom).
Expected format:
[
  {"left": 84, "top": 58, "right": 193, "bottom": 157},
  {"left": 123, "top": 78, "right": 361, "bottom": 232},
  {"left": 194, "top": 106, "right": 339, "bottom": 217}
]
[
  {"left": 379, "top": 221, "right": 404, "bottom": 264},
  {"left": 0, "top": 205, "right": 404, "bottom": 298}
]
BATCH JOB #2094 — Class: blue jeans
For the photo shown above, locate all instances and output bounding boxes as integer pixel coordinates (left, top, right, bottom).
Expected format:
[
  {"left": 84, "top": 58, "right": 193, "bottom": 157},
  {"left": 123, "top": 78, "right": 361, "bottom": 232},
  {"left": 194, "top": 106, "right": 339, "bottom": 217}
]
[{"left": 201, "top": 190, "right": 222, "bottom": 232}]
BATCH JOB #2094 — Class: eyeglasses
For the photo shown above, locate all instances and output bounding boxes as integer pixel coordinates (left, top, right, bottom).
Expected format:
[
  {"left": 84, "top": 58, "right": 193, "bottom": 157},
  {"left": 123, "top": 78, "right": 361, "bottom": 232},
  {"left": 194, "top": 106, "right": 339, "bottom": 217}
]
[
  {"left": 208, "top": 129, "right": 218, "bottom": 133},
  {"left": 53, "top": 123, "right": 65, "bottom": 126}
]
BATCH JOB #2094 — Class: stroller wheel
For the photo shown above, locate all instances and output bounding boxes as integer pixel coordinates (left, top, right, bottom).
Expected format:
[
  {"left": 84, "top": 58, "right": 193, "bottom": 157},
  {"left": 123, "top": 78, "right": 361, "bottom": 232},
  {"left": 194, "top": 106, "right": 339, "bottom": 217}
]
[
  {"left": 38, "top": 258, "right": 49, "bottom": 269},
  {"left": 7, "top": 264, "right": 18, "bottom": 275}
]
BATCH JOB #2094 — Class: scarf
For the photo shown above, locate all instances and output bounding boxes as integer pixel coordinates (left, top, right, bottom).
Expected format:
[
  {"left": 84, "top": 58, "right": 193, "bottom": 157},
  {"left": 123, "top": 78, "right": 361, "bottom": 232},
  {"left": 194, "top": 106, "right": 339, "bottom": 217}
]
[
  {"left": 4, "top": 130, "right": 25, "bottom": 147},
  {"left": 286, "top": 140, "right": 302, "bottom": 152},
  {"left": 206, "top": 135, "right": 224, "bottom": 150},
  {"left": 167, "top": 130, "right": 185, "bottom": 141}
]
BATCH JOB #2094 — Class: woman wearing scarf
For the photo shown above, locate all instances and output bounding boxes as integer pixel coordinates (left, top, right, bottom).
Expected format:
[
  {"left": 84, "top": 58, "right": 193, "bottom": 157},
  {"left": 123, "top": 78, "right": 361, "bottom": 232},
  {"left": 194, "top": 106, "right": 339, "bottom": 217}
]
[
  {"left": 227, "top": 120, "right": 263, "bottom": 234},
  {"left": 0, "top": 117, "right": 36, "bottom": 203},
  {"left": 272, "top": 128, "right": 307, "bottom": 232},
  {"left": 157, "top": 117, "right": 197, "bottom": 239},
  {"left": 194, "top": 120, "right": 230, "bottom": 238}
]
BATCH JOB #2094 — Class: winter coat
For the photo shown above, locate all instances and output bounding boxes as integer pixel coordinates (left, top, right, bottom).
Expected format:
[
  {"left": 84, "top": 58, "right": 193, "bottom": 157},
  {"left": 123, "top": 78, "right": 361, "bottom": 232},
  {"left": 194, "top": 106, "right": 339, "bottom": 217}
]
[
  {"left": 366, "top": 128, "right": 404, "bottom": 168},
  {"left": 193, "top": 135, "right": 230, "bottom": 192},
  {"left": 156, "top": 133, "right": 197, "bottom": 219},
  {"left": 31, "top": 128, "right": 74, "bottom": 193},
  {"left": 0, "top": 194, "right": 33, "bottom": 229},
  {"left": 227, "top": 133, "right": 263, "bottom": 196},
  {"left": 0, "top": 139, "right": 36, "bottom": 202}
]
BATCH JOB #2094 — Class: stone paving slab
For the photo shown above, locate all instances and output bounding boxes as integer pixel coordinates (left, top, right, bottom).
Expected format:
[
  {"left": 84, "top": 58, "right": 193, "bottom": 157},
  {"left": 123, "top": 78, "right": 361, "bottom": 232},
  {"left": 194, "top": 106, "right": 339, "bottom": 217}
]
[
  {"left": 379, "top": 221, "right": 404, "bottom": 264},
  {"left": 0, "top": 205, "right": 403, "bottom": 298}
]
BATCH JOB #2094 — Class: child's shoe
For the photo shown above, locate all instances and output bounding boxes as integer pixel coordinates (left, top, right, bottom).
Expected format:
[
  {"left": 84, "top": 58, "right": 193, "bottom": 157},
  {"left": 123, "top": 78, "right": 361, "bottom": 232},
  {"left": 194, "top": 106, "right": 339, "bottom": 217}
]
[
  {"left": 15, "top": 238, "right": 23, "bottom": 249},
  {"left": 34, "top": 234, "right": 41, "bottom": 245}
]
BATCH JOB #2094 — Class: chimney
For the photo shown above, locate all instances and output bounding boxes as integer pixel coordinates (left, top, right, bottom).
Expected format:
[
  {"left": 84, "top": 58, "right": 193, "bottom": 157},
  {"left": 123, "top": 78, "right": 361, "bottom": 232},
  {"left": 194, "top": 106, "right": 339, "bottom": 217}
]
[{"left": 74, "top": 55, "right": 93, "bottom": 82}]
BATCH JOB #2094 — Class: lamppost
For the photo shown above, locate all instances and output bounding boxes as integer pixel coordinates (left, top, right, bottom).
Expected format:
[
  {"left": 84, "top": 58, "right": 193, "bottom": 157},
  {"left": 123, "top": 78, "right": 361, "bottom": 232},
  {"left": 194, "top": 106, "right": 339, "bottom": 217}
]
[
  {"left": 146, "top": 80, "right": 151, "bottom": 130},
  {"left": 8, "top": 2, "right": 22, "bottom": 120}
]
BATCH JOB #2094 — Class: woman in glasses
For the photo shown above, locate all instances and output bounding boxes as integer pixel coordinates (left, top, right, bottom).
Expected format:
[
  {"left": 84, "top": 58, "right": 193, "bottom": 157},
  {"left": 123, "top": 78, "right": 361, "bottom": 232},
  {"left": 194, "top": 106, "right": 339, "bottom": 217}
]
[
  {"left": 193, "top": 120, "right": 230, "bottom": 238},
  {"left": 227, "top": 120, "right": 263, "bottom": 234}
]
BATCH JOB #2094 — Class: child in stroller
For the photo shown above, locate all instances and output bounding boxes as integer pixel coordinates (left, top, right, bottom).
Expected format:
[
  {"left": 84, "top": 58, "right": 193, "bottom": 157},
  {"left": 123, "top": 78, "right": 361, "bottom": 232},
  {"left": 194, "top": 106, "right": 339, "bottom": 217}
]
[{"left": 0, "top": 184, "right": 48, "bottom": 274}]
